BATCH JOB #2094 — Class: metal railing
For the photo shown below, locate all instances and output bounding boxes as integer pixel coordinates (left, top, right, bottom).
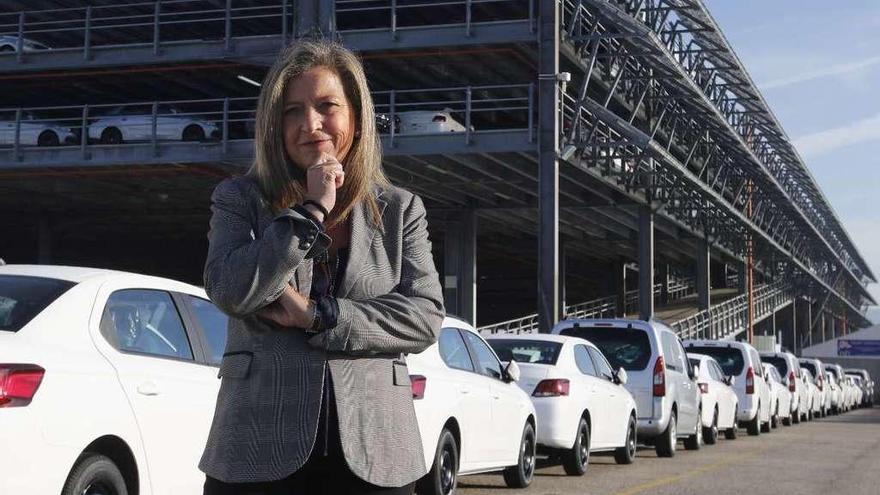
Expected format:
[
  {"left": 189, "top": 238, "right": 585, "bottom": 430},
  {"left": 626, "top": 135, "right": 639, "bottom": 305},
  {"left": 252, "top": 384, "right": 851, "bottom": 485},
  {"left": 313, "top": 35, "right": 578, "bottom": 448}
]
[
  {"left": 478, "top": 274, "right": 696, "bottom": 335},
  {"left": 623, "top": 276, "right": 696, "bottom": 314},
  {"left": 0, "top": 0, "right": 532, "bottom": 61},
  {"left": 0, "top": 84, "right": 534, "bottom": 162},
  {"left": 670, "top": 281, "right": 793, "bottom": 341}
]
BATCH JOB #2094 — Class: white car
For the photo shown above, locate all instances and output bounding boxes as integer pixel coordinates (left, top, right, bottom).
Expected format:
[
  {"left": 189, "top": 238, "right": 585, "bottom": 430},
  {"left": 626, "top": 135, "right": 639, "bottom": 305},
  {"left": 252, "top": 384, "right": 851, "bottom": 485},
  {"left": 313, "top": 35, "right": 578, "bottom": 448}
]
[
  {"left": 798, "top": 357, "right": 827, "bottom": 419},
  {"left": 1, "top": 110, "right": 76, "bottom": 147},
  {"left": 486, "top": 334, "right": 638, "bottom": 475},
  {"left": 688, "top": 353, "right": 739, "bottom": 442},
  {"left": 683, "top": 340, "right": 771, "bottom": 436},
  {"left": 0, "top": 264, "right": 230, "bottom": 495},
  {"left": 88, "top": 104, "right": 220, "bottom": 144},
  {"left": 0, "top": 35, "right": 50, "bottom": 53},
  {"left": 762, "top": 363, "right": 792, "bottom": 428},
  {"left": 396, "top": 109, "right": 474, "bottom": 134},
  {"left": 760, "top": 351, "right": 803, "bottom": 422},
  {"left": 824, "top": 363, "right": 849, "bottom": 412},
  {"left": 824, "top": 370, "right": 842, "bottom": 415},
  {"left": 407, "top": 317, "right": 537, "bottom": 494},
  {"left": 799, "top": 369, "right": 821, "bottom": 420},
  {"left": 553, "top": 319, "right": 702, "bottom": 457}
]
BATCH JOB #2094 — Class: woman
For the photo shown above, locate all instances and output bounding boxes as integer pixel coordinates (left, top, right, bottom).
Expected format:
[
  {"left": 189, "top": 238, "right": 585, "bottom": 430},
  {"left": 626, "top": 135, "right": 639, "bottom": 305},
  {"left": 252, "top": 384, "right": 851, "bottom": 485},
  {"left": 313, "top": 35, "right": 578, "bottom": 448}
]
[{"left": 199, "top": 39, "right": 444, "bottom": 494}]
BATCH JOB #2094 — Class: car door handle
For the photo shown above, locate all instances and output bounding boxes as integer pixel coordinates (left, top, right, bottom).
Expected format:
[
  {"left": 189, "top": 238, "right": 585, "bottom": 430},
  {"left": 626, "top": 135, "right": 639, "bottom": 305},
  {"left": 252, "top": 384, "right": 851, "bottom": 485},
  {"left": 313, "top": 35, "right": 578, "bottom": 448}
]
[
  {"left": 137, "top": 381, "right": 161, "bottom": 396},
  {"left": 458, "top": 388, "right": 470, "bottom": 395}
]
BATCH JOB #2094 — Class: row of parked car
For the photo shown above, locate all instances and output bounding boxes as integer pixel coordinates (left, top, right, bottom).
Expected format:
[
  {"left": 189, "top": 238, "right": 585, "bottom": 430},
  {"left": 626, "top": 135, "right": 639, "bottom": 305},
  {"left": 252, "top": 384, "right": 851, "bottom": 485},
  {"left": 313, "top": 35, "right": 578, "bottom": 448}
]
[
  {"left": 0, "top": 107, "right": 470, "bottom": 147},
  {"left": 0, "top": 264, "right": 874, "bottom": 495}
]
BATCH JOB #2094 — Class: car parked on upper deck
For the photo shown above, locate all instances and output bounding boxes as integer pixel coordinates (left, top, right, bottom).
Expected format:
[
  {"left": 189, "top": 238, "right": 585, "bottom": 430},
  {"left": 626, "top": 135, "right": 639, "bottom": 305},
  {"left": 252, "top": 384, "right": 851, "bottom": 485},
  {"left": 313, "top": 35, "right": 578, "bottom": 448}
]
[
  {"left": 552, "top": 319, "right": 702, "bottom": 457},
  {"left": 87, "top": 104, "right": 220, "bottom": 144},
  {"left": 0, "top": 110, "right": 77, "bottom": 147}
]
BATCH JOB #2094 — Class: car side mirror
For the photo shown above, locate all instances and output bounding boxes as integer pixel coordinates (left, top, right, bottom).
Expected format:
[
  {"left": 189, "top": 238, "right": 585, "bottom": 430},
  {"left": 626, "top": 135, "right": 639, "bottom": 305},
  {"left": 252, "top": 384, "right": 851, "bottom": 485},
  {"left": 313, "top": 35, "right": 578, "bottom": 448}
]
[
  {"left": 614, "top": 367, "right": 628, "bottom": 386},
  {"left": 503, "top": 360, "right": 520, "bottom": 383}
]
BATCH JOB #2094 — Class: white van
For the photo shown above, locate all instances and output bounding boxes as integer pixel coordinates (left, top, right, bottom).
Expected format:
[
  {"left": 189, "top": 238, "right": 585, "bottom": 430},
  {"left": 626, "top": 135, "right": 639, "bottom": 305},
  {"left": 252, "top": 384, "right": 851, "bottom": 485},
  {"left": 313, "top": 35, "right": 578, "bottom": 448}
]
[
  {"left": 552, "top": 319, "right": 702, "bottom": 457},
  {"left": 683, "top": 340, "right": 772, "bottom": 435}
]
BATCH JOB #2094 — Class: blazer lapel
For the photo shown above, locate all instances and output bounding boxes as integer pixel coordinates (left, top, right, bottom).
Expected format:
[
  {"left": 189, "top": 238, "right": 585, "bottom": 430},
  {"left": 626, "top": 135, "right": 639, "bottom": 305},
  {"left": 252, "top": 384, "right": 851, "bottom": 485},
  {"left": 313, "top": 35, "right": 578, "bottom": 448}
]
[{"left": 338, "top": 189, "right": 387, "bottom": 299}]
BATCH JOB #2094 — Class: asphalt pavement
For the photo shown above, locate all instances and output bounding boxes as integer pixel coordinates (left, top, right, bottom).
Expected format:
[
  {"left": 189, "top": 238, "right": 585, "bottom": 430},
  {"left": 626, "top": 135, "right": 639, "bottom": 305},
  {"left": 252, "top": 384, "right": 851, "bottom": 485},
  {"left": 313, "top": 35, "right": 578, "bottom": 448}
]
[{"left": 457, "top": 406, "right": 880, "bottom": 495}]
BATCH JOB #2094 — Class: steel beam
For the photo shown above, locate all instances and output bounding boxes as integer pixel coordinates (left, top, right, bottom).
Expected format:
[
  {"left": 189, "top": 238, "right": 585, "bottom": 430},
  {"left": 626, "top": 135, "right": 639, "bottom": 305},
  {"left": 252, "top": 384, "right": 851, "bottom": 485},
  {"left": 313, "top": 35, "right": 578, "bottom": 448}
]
[
  {"left": 638, "top": 205, "right": 654, "bottom": 320},
  {"left": 697, "top": 234, "right": 710, "bottom": 311}
]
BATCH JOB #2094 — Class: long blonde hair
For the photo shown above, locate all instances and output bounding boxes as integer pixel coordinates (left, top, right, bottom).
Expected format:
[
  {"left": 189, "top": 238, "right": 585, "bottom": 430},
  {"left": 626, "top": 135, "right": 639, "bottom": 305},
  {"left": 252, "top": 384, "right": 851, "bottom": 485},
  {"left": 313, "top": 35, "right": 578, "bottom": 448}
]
[{"left": 249, "top": 39, "right": 388, "bottom": 227}]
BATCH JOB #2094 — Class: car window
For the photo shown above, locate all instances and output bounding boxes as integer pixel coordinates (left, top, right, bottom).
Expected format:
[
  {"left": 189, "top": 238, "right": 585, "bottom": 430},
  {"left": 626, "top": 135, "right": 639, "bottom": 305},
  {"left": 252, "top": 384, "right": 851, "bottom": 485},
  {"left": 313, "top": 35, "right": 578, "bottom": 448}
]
[
  {"left": 661, "top": 333, "right": 682, "bottom": 372},
  {"left": 463, "top": 331, "right": 502, "bottom": 379},
  {"left": 487, "top": 339, "right": 562, "bottom": 365},
  {"left": 750, "top": 350, "right": 762, "bottom": 370},
  {"left": 558, "top": 326, "right": 652, "bottom": 371},
  {"left": 101, "top": 289, "right": 193, "bottom": 360},
  {"left": 438, "top": 328, "right": 474, "bottom": 372},
  {"left": 0, "top": 275, "right": 75, "bottom": 332},
  {"left": 762, "top": 355, "right": 788, "bottom": 377},
  {"left": 573, "top": 345, "right": 597, "bottom": 376},
  {"left": 184, "top": 295, "right": 228, "bottom": 365},
  {"left": 686, "top": 346, "right": 744, "bottom": 376},
  {"left": 711, "top": 361, "right": 725, "bottom": 381},
  {"left": 587, "top": 347, "right": 614, "bottom": 381}
]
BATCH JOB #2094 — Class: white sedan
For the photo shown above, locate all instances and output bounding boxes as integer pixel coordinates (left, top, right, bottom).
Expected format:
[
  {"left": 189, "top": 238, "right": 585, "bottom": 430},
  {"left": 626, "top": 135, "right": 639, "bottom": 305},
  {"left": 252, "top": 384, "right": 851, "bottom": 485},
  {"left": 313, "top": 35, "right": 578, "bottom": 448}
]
[
  {"left": 0, "top": 264, "right": 229, "bottom": 495},
  {"left": 1, "top": 110, "right": 76, "bottom": 147},
  {"left": 407, "top": 317, "right": 537, "bottom": 495},
  {"left": 88, "top": 104, "right": 220, "bottom": 144},
  {"left": 687, "top": 353, "right": 738, "bottom": 443},
  {"left": 762, "top": 363, "right": 793, "bottom": 428},
  {"left": 487, "top": 334, "right": 638, "bottom": 476}
]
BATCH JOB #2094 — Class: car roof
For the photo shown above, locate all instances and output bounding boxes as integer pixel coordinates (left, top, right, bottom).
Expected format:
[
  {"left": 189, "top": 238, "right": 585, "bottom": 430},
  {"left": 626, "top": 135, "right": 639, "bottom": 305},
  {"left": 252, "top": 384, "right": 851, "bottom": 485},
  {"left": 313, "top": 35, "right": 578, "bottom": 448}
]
[
  {"left": 0, "top": 264, "right": 130, "bottom": 282},
  {"left": 485, "top": 333, "right": 583, "bottom": 345},
  {"left": 686, "top": 352, "right": 711, "bottom": 361}
]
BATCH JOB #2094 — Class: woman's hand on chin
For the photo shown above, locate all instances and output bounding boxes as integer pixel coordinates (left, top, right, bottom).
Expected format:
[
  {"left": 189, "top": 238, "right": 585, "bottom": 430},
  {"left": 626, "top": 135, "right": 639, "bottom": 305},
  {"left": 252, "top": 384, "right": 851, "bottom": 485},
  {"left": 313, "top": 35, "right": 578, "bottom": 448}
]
[
  {"left": 304, "top": 152, "right": 345, "bottom": 214},
  {"left": 257, "top": 284, "right": 312, "bottom": 329}
]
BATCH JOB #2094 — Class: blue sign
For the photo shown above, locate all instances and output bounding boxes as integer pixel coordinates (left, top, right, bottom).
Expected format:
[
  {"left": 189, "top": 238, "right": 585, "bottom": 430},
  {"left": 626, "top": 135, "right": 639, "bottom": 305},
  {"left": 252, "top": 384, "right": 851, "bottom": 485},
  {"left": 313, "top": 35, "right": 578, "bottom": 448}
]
[{"left": 837, "top": 339, "right": 880, "bottom": 357}]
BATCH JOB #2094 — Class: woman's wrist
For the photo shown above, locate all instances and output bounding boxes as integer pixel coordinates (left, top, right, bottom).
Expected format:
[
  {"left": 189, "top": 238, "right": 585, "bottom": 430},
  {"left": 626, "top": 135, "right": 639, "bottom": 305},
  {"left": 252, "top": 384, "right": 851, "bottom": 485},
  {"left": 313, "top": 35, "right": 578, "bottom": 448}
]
[{"left": 301, "top": 203, "right": 326, "bottom": 224}]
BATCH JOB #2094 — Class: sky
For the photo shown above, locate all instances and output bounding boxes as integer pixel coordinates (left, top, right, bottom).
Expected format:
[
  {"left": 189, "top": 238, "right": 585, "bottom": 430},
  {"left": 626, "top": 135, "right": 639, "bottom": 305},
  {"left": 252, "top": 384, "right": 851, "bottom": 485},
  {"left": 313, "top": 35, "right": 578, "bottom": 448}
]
[{"left": 702, "top": 0, "right": 880, "bottom": 322}]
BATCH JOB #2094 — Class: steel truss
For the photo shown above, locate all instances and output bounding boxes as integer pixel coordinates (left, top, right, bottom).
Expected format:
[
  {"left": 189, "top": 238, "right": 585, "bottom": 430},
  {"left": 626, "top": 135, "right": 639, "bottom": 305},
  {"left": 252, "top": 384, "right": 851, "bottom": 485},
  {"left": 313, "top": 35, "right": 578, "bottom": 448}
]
[{"left": 558, "top": 0, "right": 873, "bottom": 327}]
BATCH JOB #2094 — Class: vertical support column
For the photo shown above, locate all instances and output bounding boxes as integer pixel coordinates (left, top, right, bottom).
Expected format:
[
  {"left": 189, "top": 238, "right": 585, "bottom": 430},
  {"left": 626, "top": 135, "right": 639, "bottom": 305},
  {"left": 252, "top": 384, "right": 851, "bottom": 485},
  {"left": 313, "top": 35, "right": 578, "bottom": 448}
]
[
  {"left": 613, "top": 261, "right": 626, "bottom": 317},
  {"left": 638, "top": 205, "right": 654, "bottom": 321},
  {"left": 443, "top": 210, "right": 477, "bottom": 326},
  {"left": 737, "top": 260, "right": 747, "bottom": 294},
  {"left": 295, "top": 0, "right": 334, "bottom": 37},
  {"left": 537, "top": 0, "right": 560, "bottom": 333},
  {"left": 559, "top": 242, "right": 567, "bottom": 318},
  {"left": 38, "top": 215, "right": 52, "bottom": 264},
  {"left": 659, "top": 262, "right": 669, "bottom": 305},
  {"left": 790, "top": 298, "right": 798, "bottom": 354},
  {"left": 697, "top": 236, "right": 710, "bottom": 311},
  {"left": 806, "top": 300, "right": 813, "bottom": 349}
]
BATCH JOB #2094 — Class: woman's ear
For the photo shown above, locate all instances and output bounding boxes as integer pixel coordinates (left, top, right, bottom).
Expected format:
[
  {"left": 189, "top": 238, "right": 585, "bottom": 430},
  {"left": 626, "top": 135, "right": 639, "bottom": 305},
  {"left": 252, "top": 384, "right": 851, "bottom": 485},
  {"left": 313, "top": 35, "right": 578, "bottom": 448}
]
[{"left": 354, "top": 128, "right": 361, "bottom": 139}]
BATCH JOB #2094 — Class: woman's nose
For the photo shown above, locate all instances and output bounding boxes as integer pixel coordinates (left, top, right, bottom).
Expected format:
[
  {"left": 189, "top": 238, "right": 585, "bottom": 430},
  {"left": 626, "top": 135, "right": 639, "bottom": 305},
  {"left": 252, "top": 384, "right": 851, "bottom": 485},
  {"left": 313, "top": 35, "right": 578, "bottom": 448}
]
[{"left": 303, "top": 107, "right": 323, "bottom": 133}]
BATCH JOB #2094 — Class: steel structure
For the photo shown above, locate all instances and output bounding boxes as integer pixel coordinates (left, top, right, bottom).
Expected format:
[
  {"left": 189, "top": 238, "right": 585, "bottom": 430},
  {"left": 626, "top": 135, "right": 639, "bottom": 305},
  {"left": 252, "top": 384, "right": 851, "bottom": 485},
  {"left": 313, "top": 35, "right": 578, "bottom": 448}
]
[{"left": 0, "top": 0, "right": 873, "bottom": 344}]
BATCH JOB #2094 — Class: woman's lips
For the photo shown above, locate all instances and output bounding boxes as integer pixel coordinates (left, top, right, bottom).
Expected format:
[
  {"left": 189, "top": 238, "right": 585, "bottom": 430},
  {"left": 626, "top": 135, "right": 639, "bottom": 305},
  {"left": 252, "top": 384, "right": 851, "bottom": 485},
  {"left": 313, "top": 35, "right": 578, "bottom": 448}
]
[{"left": 302, "top": 139, "right": 332, "bottom": 147}]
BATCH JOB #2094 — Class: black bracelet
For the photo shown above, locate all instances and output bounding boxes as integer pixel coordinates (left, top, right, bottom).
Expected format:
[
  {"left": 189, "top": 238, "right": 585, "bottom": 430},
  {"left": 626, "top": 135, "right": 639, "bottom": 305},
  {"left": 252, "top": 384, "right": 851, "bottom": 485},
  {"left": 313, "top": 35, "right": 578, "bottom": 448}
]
[{"left": 302, "top": 200, "right": 330, "bottom": 219}]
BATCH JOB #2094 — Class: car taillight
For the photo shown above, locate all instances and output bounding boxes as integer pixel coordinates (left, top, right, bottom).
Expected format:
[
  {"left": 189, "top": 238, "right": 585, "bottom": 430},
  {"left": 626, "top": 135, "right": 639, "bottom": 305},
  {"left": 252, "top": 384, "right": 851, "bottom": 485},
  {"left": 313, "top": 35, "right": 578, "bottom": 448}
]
[
  {"left": 789, "top": 371, "right": 796, "bottom": 392},
  {"left": 653, "top": 356, "right": 666, "bottom": 397},
  {"left": 746, "top": 366, "right": 755, "bottom": 395},
  {"left": 0, "top": 364, "right": 45, "bottom": 407},
  {"left": 432, "top": 115, "right": 447, "bottom": 123},
  {"left": 410, "top": 375, "right": 426, "bottom": 400},
  {"left": 533, "top": 379, "right": 570, "bottom": 397},
  {"left": 817, "top": 375, "right": 823, "bottom": 391},
  {"left": 698, "top": 382, "right": 709, "bottom": 394}
]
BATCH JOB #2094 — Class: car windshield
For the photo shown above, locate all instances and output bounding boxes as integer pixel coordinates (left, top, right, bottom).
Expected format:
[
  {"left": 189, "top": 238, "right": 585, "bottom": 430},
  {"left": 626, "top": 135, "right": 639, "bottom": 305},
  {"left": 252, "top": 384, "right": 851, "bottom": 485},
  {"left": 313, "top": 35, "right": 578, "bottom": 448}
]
[
  {"left": 762, "top": 356, "right": 788, "bottom": 377},
  {"left": 801, "top": 361, "right": 818, "bottom": 377},
  {"left": 0, "top": 275, "right": 75, "bottom": 332},
  {"left": 558, "top": 326, "right": 651, "bottom": 371},
  {"left": 487, "top": 339, "right": 562, "bottom": 365},
  {"left": 686, "top": 346, "right": 744, "bottom": 376}
]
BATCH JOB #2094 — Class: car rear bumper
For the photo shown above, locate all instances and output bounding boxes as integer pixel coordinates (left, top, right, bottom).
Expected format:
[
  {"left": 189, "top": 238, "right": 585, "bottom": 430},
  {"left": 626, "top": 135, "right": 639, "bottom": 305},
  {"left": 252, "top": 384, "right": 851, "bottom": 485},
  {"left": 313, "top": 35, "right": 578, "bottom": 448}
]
[
  {"left": 533, "top": 400, "right": 576, "bottom": 449},
  {"left": 736, "top": 396, "right": 759, "bottom": 422},
  {"left": 0, "top": 409, "right": 77, "bottom": 494},
  {"left": 636, "top": 398, "right": 671, "bottom": 438}
]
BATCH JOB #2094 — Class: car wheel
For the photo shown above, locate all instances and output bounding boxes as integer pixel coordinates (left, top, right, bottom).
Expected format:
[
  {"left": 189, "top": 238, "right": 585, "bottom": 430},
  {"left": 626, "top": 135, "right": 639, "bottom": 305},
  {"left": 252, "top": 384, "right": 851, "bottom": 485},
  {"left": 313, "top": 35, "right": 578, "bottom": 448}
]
[
  {"left": 771, "top": 404, "right": 779, "bottom": 429},
  {"left": 0, "top": 45, "right": 14, "bottom": 52},
  {"left": 703, "top": 408, "right": 718, "bottom": 445},
  {"left": 724, "top": 422, "right": 738, "bottom": 440},
  {"left": 747, "top": 408, "right": 761, "bottom": 436},
  {"left": 614, "top": 415, "right": 637, "bottom": 465},
  {"left": 655, "top": 410, "right": 677, "bottom": 457},
  {"left": 502, "top": 421, "right": 536, "bottom": 488},
  {"left": 38, "top": 130, "right": 59, "bottom": 146},
  {"left": 61, "top": 453, "right": 128, "bottom": 495},
  {"left": 793, "top": 407, "right": 801, "bottom": 424},
  {"left": 417, "top": 428, "right": 458, "bottom": 495},
  {"left": 101, "top": 127, "right": 123, "bottom": 145},
  {"left": 562, "top": 417, "right": 590, "bottom": 476},
  {"left": 684, "top": 406, "right": 702, "bottom": 450},
  {"left": 782, "top": 414, "right": 792, "bottom": 426},
  {"left": 182, "top": 124, "right": 205, "bottom": 142}
]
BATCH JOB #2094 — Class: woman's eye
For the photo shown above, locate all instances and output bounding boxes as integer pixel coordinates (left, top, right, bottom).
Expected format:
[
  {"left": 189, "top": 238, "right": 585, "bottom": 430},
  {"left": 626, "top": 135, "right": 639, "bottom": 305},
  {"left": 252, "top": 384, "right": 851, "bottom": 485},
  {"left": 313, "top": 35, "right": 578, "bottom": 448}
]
[{"left": 284, "top": 107, "right": 302, "bottom": 116}]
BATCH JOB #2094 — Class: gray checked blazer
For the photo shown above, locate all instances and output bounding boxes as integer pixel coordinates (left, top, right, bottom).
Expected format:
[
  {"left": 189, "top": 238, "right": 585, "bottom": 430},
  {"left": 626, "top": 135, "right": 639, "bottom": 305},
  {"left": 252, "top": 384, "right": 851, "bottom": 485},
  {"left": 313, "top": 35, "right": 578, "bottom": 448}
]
[{"left": 198, "top": 175, "right": 444, "bottom": 487}]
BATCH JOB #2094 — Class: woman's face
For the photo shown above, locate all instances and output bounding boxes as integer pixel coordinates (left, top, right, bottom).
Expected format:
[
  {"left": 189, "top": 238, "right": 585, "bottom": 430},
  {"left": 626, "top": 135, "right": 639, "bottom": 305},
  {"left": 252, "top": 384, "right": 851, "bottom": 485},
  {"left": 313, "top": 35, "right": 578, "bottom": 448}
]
[{"left": 283, "top": 66, "right": 356, "bottom": 171}]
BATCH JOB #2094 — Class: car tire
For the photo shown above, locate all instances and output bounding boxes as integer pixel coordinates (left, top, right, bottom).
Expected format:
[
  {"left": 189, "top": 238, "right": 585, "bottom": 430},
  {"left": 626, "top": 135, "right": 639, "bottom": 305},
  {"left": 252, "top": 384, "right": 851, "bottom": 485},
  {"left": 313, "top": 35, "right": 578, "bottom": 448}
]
[
  {"left": 782, "top": 414, "right": 792, "bottom": 426},
  {"left": 770, "top": 404, "right": 779, "bottom": 429},
  {"left": 182, "top": 124, "right": 205, "bottom": 142},
  {"left": 101, "top": 127, "right": 123, "bottom": 145},
  {"left": 724, "top": 422, "right": 738, "bottom": 440},
  {"left": 746, "top": 409, "right": 761, "bottom": 436},
  {"left": 38, "top": 130, "right": 59, "bottom": 147},
  {"left": 503, "top": 421, "right": 536, "bottom": 488},
  {"left": 417, "top": 428, "right": 458, "bottom": 495},
  {"left": 703, "top": 408, "right": 718, "bottom": 445},
  {"left": 793, "top": 407, "right": 801, "bottom": 424},
  {"left": 655, "top": 410, "right": 677, "bottom": 458},
  {"left": 614, "top": 415, "right": 637, "bottom": 465},
  {"left": 684, "top": 406, "right": 703, "bottom": 450},
  {"left": 61, "top": 453, "right": 128, "bottom": 495},
  {"left": 562, "top": 417, "right": 590, "bottom": 476}
]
